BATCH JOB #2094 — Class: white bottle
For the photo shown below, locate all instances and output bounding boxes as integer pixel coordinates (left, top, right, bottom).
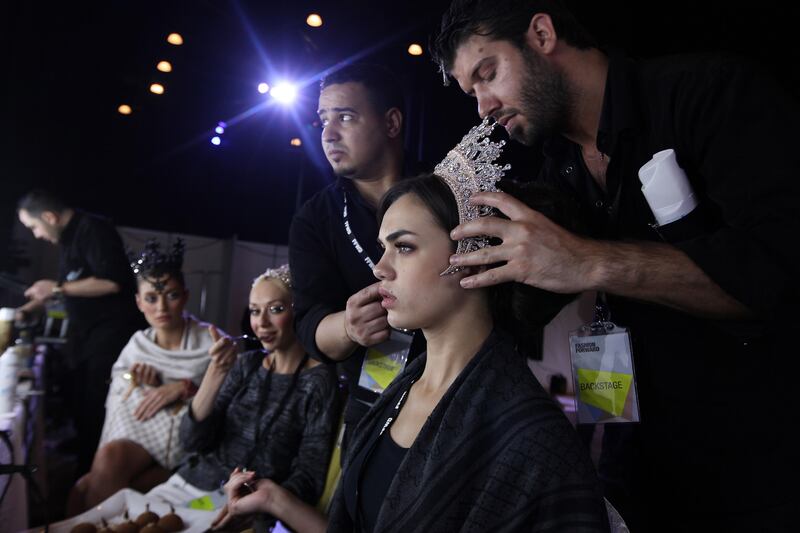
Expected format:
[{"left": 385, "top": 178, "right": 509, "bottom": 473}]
[{"left": 0, "top": 344, "right": 23, "bottom": 415}]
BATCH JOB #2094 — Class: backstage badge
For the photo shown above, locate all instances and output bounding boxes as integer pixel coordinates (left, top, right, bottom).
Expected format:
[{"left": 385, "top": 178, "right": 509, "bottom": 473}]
[
  {"left": 358, "top": 329, "right": 413, "bottom": 394},
  {"left": 569, "top": 322, "right": 640, "bottom": 424}
]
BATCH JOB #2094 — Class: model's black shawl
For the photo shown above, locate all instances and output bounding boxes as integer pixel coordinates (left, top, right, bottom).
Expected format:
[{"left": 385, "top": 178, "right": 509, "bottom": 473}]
[{"left": 328, "top": 330, "right": 609, "bottom": 532}]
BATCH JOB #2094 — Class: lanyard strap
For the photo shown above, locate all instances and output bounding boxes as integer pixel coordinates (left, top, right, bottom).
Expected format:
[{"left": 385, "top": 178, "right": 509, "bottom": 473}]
[{"left": 343, "top": 192, "right": 376, "bottom": 271}]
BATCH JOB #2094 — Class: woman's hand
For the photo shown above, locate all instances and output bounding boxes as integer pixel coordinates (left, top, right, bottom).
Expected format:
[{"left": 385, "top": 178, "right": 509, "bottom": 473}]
[
  {"left": 207, "top": 325, "right": 238, "bottom": 376},
  {"left": 133, "top": 382, "right": 183, "bottom": 421},
  {"left": 130, "top": 362, "right": 162, "bottom": 387},
  {"left": 212, "top": 468, "right": 280, "bottom": 529}
]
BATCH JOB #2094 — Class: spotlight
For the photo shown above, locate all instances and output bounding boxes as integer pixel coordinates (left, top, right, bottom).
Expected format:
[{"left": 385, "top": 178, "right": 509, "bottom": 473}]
[
  {"left": 117, "top": 104, "right": 132, "bottom": 115},
  {"left": 157, "top": 60, "right": 173, "bottom": 73},
  {"left": 215, "top": 126, "right": 225, "bottom": 134},
  {"left": 270, "top": 82, "right": 296, "bottom": 104},
  {"left": 306, "top": 14, "right": 323, "bottom": 27},
  {"left": 167, "top": 33, "right": 184, "bottom": 45},
  {"left": 408, "top": 44, "right": 423, "bottom": 56},
  {"left": 290, "top": 138, "right": 302, "bottom": 147},
  {"left": 150, "top": 83, "right": 165, "bottom": 95},
  {"left": 257, "top": 82, "right": 270, "bottom": 94},
  {"left": 211, "top": 136, "right": 221, "bottom": 146}
]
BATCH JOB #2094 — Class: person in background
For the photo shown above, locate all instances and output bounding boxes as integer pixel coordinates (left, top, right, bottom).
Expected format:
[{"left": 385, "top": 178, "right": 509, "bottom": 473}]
[{"left": 17, "top": 189, "right": 143, "bottom": 475}]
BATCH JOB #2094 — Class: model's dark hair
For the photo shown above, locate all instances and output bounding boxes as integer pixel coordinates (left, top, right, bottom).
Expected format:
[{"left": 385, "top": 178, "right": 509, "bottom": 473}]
[
  {"left": 377, "top": 174, "right": 581, "bottom": 348},
  {"left": 17, "top": 189, "right": 68, "bottom": 216},
  {"left": 320, "top": 63, "right": 405, "bottom": 119},
  {"left": 131, "top": 239, "right": 187, "bottom": 290},
  {"left": 431, "top": 0, "right": 596, "bottom": 75},
  {"left": 136, "top": 268, "right": 186, "bottom": 290}
]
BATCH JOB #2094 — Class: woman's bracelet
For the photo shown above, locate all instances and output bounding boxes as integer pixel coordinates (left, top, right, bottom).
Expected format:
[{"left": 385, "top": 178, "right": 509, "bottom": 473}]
[{"left": 180, "top": 378, "right": 199, "bottom": 401}]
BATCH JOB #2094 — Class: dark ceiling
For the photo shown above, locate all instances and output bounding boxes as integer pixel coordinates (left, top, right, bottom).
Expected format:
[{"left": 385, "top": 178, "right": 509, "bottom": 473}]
[{"left": 3, "top": 0, "right": 800, "bottom": 267}]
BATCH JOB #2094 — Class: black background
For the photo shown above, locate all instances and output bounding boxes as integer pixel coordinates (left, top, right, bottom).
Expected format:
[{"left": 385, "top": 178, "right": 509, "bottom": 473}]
[{"left": 3, "top": 0, "right": 799, "bottom": 272}]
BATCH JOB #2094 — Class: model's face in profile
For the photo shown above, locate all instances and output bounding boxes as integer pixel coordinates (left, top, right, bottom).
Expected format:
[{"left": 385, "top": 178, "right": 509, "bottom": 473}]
[
  {"left": 249, "top": 279, "right": 295, "bottom": 353},
  {"left": 136, "top": 275, "right": 188, "bottom": 331},
  {"left": 317, "top": 81, "right": 389, "bottom": 180},
  {"left": 18, "top": 209, "right": 60, "bottom": 244},
  {"left": 373, "top": 193, "right": 464, "bottom": 331},
  {"left": 451, "top": 33, "right": 569, "bottom": 146}
]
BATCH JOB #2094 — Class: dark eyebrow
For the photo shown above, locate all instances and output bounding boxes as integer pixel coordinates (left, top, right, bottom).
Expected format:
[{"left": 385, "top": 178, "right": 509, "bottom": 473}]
[
  {"left": 317, "top": 106, "right": 359, "bottom": 116},
  {"left": 378, "top": 229, "right": 417, "bottom": 245}
]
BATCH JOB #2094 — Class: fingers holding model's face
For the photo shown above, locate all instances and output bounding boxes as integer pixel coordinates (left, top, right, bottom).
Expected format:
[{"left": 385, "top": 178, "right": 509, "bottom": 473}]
[{"left": 373, "top": 193, "right": 464, "bottom": 331}]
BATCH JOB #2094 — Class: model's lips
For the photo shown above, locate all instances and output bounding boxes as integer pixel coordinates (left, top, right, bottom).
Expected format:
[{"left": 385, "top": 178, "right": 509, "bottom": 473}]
[
  {"left": 378, "top": 287, "right": 396, "bottom": 309},
  {"left": 327, "top": 149, "right": 346, "bottom": 159},
  {"left": 155, "top": 315, "right": 171, "bottom": 322},
  {"left": 258, "top": 332, "right": 277, "bottom": 343}
]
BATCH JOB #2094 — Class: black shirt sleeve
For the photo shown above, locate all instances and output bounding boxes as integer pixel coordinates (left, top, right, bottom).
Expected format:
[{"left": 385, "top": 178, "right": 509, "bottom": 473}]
[
  {"left": 289, "top": 200, "right": 353, "bottom": 364},
  {"left": 80, "top": 217, "right": 136, "bottom": 290}
]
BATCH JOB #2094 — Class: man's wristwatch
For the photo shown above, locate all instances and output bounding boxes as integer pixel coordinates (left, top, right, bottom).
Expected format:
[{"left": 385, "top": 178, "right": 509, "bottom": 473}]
[{"left": 51, "top": 284, "right": 64, "bottom": 297}]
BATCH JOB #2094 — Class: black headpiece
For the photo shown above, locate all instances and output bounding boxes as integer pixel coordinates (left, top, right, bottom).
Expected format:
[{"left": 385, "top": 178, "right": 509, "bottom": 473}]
[{"left": 129, "top": 238, "right": 186, "bottom": 292}]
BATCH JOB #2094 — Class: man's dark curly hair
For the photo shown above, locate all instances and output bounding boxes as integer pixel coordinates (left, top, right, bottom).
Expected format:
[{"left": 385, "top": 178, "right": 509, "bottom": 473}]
[{"left": 430, "top": 0, "right": 596, "bottom": 82}]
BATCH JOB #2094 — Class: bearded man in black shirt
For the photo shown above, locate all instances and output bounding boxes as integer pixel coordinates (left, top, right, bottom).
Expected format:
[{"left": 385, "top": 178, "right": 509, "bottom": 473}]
[
  {"left": 431, "top": 1, "right": 800, "bottom": 531},
  {"left": 18, "top": 189, "right": 142, "bottom": 475}
]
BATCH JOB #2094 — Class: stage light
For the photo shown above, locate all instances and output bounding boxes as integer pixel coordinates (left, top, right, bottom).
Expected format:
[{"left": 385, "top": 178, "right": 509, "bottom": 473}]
[
  {"left": 257, "top": 82, "right": 270, "bottom": 94},
  {"left": 117, "top": 104, "right": 132, "bottom": 115},
  {"left": 270, "top": 82, "right": 297, "bottom": 104},
  {"left": 167, "top": 33, "right": 184, "bottom": 45},
  {"left": 408, "top": 44, "right": 423, "bottom": 56},
  {"left": 290, "top": 138, "right": 302, "bottom": 147},
  {"left": 215, "top": 126, "right": 225, "bottom": 134},
  {"left": 211, "top": 136, "right": 221, "bottom": 146},
  {"left": 157, "top": 60, "right": 173, "bottom": 73},
  {"left": 306, "top": 14, "right": 323, "bottom": 27},
  {"left": 149, "top": 83, "right": 165, "bottom": 95}
]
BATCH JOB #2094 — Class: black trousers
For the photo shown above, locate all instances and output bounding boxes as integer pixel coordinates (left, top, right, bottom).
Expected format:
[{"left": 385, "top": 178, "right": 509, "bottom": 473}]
[{"left": 66, "top": 320, "right": 140, "bottom": 476}]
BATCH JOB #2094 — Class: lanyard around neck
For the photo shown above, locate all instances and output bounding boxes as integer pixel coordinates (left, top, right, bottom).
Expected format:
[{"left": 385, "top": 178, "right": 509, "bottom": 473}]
[{"left": 342, "top": 192, "right": 376, "bottom": 271}]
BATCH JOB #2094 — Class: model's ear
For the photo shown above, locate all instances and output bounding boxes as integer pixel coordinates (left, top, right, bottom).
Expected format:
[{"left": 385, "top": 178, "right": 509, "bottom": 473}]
[
  {"left": 384, "top": 107, "right": 403, "bottom": 139},
  {"left": 525, "top": 13, "right": 558, "bottom": 55}
]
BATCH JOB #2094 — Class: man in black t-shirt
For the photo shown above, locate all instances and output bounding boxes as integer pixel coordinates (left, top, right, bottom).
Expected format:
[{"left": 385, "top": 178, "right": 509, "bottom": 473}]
[
  {"left": 290, "top": 64, "right": 415, "bottom": 453},
  {"left": 18, "top": 189, "right": 142, "bottom": 475},
  {"left": 430, "top": 1, "right": 800, "bottom": 531}
]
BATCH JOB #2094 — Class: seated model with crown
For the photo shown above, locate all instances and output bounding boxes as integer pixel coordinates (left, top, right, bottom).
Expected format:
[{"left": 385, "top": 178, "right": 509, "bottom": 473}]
[
  {"left": 324, "top": 118, "right": 611, "bottom": 532},
  {"left": 67, "top": 239, "right": 215, "bottom": 515}
]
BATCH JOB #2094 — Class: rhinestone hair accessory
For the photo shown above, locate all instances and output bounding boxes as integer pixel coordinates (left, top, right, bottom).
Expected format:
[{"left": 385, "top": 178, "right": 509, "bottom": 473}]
[
  {"left": 252, "top": 264, "right": 292, "bottom": 289},
  {"left": 435, "top": 117, "right": 510, "bottom": 275},
  {"left": 129, "top": 238, "right": 186, "bottom": 292}
]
